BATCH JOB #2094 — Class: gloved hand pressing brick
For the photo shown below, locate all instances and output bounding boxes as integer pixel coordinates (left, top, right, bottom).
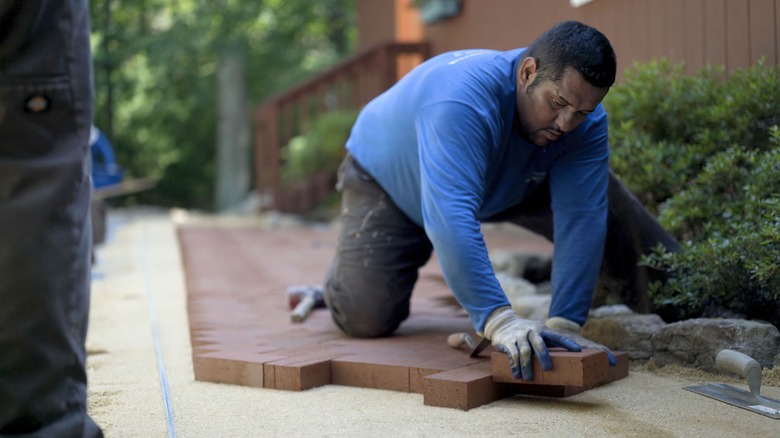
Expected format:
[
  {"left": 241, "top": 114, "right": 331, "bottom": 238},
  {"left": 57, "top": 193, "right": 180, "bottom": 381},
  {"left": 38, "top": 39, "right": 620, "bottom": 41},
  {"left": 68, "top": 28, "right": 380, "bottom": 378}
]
[
  {"left": 545, "top": 316, "right": 617, "bottom": 366},
  {"left": 482, "top": 307, "right": 582, "bottom": 380}
]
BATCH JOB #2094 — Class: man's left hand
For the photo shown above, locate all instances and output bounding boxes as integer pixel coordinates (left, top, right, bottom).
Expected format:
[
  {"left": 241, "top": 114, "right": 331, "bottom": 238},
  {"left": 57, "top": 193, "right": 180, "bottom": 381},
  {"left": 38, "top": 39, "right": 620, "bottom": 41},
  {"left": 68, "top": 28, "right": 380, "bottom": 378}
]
[{"left": 545, "top": 316, "right": 617, "bottom": 366}]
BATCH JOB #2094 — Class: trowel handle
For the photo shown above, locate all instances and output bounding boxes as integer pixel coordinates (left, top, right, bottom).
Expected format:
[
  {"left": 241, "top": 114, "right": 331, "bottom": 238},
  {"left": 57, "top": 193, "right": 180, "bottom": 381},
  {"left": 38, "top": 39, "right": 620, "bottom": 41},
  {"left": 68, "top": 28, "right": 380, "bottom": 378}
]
[
  {"left": 715, "top": 349, "right": 761, "bottom": 378},
  {"left": 715, "top": 349, "right": 767, "bottom": 400}
]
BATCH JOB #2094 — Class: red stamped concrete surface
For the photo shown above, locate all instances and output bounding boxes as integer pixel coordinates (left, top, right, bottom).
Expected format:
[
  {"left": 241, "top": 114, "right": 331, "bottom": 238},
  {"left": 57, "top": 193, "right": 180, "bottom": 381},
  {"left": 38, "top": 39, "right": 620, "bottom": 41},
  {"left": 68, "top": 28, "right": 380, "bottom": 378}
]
[{"left": 177, "top": 225, "right": 627, "bottom": 410}]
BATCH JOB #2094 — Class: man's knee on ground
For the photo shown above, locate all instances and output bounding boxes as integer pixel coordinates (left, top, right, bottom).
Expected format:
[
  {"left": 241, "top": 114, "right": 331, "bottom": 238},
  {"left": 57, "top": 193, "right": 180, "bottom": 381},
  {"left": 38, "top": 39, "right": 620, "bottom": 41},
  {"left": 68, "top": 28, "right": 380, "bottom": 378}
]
[
  {"left": 337, "top": 317, "right": 400, "bottom": 338},
  {"left": 324, "top": 271, "right": 411, "bottom": 338},
  {"left": 325, "top": 295, "right": 403, "bottom": 338}
]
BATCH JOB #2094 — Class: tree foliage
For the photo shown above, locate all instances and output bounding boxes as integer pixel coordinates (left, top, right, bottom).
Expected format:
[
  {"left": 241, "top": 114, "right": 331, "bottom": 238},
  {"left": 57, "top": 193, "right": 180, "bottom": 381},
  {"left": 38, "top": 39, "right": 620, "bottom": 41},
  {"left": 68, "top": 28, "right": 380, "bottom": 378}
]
[
  {"left": 604, "top": 60, "right": 780, "bottom": 325},
  {"left": 280, "top": 110, "right": 358, "bottom": 185},
  {"left": 90, "top": 0, "right": 355, "bottom": 209}
]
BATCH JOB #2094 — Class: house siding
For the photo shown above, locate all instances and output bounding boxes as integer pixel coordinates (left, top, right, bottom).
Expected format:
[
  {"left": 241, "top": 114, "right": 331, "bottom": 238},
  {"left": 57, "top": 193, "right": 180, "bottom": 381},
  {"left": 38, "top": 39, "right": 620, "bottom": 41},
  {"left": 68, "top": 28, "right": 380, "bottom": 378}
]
[{"left": 390, "top": 0, "right": 779, "bottom": 78}]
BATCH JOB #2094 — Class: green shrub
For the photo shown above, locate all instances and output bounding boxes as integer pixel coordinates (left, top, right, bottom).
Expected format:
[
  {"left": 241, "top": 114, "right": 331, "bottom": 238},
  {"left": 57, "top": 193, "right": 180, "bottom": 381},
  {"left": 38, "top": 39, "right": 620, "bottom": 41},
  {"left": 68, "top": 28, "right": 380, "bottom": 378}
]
[
  {"left": 280, "top": 110, "right": 358, "bottom": 185},
  {"left": 605, "top": 59, "right": 780, "bottom": 213},
  {"left": 605, "top": 127, "right": 697, "bottom": 214},
  {"left": 642, "top": 142, "right": 780, "bottom": 323},
  {"left": 604, "top": 60, "right": 780, "bottom": 325},
  {"left": 605, "top": 60, "right": 719, "bottom": 145}
]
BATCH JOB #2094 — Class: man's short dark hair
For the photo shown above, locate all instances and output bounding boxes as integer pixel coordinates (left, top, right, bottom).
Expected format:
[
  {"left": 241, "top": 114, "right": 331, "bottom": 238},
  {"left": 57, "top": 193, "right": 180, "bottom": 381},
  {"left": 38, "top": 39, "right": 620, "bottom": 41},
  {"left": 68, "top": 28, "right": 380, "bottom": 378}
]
[{"left": 524, "top": 20, "right": 616, "bottom": 90}]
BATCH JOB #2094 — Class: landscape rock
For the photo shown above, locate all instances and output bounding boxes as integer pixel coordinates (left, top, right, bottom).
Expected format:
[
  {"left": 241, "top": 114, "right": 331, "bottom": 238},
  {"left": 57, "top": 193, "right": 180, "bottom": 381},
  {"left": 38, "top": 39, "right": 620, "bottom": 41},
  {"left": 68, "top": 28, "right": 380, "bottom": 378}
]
[
  {"left": 582, "top": 310, "right": 667, "bottom": 360},
  {"left": 490, "top": 250, "right": 552, "bottom": 283},
  {"left": 651, "top": 318, "right": 780, "bottom": 370},
  {"left": 589, "top": 304, "right": 634, "bottom": 318},
  {"left": 491, "top": 251, "right": 780, "bottom": 373},
  {"left": 496, "top": 272, "right": 536, "bottom": 299},
  {"left": 497, "top": 271, "right": 533, "bottom": 318},
  {"left": 513, "top": 295, "right": 551, "bottom": 321}
]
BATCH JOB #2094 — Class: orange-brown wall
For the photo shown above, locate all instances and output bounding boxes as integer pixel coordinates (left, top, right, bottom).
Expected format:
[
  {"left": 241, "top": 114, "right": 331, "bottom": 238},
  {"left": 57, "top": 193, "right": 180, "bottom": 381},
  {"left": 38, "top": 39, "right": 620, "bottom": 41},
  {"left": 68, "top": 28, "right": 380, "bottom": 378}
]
[
  {"left": 361, "top": 0, "right": 780, "bottom": 78},
  {"left": 356, "top": 0, "right": 425, "bottom": 79},
  {"left": 356, "top": 0, "right": 423, "bottom": 48},
  {"left": 356, "top": 0, "right": 397, "bottom": 50}
]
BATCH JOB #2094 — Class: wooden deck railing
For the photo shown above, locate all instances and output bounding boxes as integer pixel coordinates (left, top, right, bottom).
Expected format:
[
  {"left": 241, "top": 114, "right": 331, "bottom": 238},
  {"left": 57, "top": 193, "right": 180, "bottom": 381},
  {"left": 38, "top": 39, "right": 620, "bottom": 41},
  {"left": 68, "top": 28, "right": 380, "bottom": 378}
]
[{"left": 254, "top": 41, "right": 430, "bottom": 213}]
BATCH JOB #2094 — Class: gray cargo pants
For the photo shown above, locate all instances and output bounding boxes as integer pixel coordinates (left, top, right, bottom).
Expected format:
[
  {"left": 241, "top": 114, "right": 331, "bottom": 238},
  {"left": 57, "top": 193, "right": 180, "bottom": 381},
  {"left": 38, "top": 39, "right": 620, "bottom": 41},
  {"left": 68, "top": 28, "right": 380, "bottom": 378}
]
[
  {"left": 0, "top": 1, "right": 103, "bottom": 436},
  {"left": 323, "top": 155, "right": 680, "bottom": 338}
]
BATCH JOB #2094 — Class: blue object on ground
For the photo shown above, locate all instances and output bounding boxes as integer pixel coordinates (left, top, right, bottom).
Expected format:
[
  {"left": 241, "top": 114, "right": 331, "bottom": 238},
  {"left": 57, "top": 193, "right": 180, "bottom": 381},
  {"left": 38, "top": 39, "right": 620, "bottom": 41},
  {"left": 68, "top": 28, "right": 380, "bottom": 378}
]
[{"left": 90, "top": 126, "right": 124, "bottom": 189}]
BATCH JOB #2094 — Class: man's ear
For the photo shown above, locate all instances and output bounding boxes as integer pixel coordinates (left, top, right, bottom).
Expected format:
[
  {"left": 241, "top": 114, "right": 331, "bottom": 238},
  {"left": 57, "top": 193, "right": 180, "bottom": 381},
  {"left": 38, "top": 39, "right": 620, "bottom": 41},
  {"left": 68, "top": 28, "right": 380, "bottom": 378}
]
[{"left": 518, "top": 57, "right": 538, "bottom": 90}]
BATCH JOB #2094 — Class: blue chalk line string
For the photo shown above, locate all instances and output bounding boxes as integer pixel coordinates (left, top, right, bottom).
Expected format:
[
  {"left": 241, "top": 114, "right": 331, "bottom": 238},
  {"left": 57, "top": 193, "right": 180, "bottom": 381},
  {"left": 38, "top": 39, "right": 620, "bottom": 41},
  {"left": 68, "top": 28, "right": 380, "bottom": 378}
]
[{"left": 140, "top": 220, "right": 177, "bottom": 438}]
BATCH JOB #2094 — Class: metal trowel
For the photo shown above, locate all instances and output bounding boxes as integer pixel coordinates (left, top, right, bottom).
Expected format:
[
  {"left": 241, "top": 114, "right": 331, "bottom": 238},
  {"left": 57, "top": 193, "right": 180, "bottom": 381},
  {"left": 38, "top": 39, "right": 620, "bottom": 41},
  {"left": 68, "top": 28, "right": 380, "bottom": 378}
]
[{"left": 685, "top": 349, "right": 780, "bottom": 419}]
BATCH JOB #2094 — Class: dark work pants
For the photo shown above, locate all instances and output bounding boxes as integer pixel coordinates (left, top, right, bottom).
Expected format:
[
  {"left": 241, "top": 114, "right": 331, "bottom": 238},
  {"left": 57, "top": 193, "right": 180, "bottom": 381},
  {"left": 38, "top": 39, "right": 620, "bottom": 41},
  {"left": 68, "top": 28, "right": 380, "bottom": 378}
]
[
  {"left": 323, "top": 155, "right": 680, "bottom": 338},
  {"left": 0, "top": 1, "right": 103, "bottom": 437}
]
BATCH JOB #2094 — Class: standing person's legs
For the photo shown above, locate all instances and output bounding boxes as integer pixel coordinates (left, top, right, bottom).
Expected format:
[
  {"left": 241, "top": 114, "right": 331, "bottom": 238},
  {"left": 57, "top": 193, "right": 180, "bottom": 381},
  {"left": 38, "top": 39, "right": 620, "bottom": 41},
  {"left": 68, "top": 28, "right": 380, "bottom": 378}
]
[
  {"left": 488, "top": 170, "right": 680, "bottom": 314},
  {"left": 0, "top": 1, "right": 103, "bottom": 436},
  {"left": 324, "top": 155, "right": 433, "bottom": 338}
]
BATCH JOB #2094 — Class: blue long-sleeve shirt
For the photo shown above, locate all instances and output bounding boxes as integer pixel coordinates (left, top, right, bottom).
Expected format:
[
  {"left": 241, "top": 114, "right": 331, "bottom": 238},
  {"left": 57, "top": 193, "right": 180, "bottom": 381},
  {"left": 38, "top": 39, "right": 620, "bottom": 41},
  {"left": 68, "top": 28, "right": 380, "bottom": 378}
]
[{"left": 346, "top": 48, "right": 609, "bottom": 332}]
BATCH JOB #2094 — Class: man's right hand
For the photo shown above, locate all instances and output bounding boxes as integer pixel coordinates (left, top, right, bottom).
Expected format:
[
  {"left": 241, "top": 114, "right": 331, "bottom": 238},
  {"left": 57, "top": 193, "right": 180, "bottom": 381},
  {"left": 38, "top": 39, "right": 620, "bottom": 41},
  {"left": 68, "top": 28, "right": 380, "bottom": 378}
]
[{"left": 482, "top": 307, "right": 582, "bottom": 380}]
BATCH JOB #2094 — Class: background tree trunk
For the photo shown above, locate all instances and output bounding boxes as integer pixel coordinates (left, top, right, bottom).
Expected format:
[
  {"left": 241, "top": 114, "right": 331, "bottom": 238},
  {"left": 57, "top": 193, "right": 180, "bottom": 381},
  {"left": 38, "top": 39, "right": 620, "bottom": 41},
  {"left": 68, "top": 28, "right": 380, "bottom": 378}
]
[{"left": 215, "top": 51, "right": 251, "bottom": 212}]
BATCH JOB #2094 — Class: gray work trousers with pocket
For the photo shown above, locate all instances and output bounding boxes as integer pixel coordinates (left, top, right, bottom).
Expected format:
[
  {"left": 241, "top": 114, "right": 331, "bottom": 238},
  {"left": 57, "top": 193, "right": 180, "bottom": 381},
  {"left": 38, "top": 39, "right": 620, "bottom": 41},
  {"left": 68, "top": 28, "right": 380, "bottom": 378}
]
[
  {"left": 323, "top": 155, "right": 680, "bottom": 338},
  {"left": 0, "top": 1, "right": 103, "bottom": 436}
]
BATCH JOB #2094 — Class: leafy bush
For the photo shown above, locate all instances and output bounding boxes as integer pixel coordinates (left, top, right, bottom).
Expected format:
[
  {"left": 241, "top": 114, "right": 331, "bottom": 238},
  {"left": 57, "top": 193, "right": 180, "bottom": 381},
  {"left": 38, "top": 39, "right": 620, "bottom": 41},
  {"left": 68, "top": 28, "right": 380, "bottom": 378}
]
[
  {"left": 604, "top": 60, "right": 780, "bottom": 325},
  {"left": 280, "top": 110, "right": 358, "bottom": 185},
  {"left": 605, "top": 59, "right": 780, "bottom": 214},
  {"left": 643, "top": 143, "right": 780, "bottom": 323}
]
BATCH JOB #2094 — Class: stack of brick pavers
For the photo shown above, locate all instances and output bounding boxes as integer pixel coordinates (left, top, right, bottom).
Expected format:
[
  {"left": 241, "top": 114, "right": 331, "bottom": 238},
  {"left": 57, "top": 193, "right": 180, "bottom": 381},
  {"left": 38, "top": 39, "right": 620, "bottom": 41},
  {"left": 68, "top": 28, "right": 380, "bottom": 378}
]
[{"left": 177, "top": 225, "right": 628, "bottom": 410}]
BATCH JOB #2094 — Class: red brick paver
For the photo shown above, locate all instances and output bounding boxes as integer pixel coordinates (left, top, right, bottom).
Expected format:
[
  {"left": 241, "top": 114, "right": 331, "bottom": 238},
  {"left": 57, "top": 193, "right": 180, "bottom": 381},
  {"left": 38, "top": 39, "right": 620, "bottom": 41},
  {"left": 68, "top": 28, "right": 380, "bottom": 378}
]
[{"left": 177, "top": 225, "right": 625, "bottom": 409}]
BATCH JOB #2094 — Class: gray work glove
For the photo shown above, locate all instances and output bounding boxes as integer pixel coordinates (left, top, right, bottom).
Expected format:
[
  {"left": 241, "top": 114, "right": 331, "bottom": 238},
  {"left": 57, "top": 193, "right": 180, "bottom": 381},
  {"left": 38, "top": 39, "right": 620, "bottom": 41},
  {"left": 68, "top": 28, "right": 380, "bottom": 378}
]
[
  {"left": 482, "top": 307, "right": 582, "bottom": 380},
  {"left": 546, "top": 316, "right": 618, "bottom": 366}
]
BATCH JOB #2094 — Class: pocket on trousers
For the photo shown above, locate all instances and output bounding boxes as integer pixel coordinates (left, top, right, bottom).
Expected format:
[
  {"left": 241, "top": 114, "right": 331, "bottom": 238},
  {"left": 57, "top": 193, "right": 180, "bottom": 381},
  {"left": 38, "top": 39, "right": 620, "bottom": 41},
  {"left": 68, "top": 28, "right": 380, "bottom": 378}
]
[{"left": 0, "top": 76, "right": 75, "bottom": 159}]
